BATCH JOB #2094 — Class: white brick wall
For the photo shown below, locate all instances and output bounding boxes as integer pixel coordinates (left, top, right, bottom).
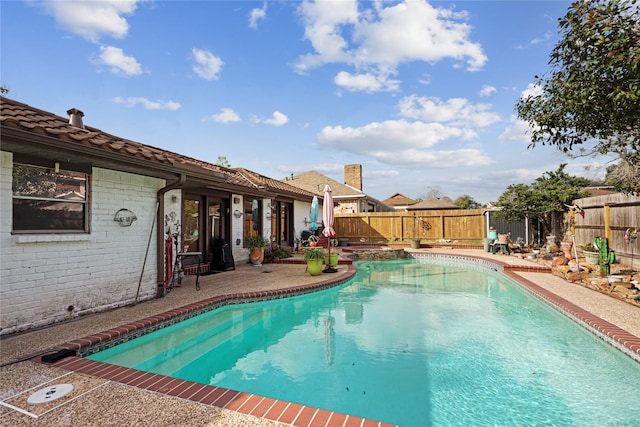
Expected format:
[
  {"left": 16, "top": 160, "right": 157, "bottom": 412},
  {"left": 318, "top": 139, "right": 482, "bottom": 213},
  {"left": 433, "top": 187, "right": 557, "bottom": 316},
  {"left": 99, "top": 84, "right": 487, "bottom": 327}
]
[{"left": 1, "top": 152, "right": 165, "bottom": 336}]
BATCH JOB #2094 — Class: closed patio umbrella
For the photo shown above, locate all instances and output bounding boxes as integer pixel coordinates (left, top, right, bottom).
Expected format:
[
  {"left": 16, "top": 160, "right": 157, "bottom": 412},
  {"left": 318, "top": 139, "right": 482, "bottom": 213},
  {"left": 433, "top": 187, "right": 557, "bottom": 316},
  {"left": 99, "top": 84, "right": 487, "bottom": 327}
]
[
  {"left": 322, "top": 185, "right": 337, "bottom": 273},
  {"left": 310, "top": 196, "right": 319, "bottom": 232}
]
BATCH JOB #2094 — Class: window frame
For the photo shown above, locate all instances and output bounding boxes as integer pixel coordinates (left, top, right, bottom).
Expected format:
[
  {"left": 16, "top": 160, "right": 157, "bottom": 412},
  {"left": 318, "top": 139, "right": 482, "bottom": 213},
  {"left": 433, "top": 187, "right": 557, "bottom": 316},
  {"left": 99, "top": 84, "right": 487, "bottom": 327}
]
[{"left": 12, "top": 158, "right": 91, "bottom": 234}]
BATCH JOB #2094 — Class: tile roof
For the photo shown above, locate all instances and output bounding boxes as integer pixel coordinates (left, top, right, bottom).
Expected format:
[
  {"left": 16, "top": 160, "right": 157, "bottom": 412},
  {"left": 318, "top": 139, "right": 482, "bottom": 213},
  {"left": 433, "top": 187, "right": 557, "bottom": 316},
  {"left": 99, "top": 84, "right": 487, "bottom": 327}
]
[
  {"left": 230, "top": 168, "right": 316, "bottom": 200},
  {"left": 283, "top": 170, "right": 364, "bottom": 197},
  {"left": 1, "top": 96, "right": 225, "bottom": 179}
]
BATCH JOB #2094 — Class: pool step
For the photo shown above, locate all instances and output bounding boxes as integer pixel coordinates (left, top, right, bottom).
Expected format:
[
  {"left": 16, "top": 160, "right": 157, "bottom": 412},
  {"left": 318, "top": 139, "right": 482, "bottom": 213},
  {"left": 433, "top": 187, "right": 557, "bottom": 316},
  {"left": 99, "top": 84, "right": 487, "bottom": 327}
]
[
  {"left": 88, "top": 307, "right": 265, "bottom": 370},
  {"left": 132, "top": 308, "right": 267, "bottom": 375}
]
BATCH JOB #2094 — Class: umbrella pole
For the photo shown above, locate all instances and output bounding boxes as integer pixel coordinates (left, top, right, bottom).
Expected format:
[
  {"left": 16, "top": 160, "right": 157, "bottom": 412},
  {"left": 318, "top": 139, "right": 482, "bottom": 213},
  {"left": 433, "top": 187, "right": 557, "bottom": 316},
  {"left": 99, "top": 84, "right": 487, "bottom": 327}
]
[{"left": 323, "top": 238, "right": 337, "bottom": 273}]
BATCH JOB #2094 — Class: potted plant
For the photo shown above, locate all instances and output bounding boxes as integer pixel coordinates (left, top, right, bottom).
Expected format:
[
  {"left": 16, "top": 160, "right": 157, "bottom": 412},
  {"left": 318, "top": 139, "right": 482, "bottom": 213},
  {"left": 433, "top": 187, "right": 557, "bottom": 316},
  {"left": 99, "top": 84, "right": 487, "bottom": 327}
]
[
  {"left": 303, "top": 247, "right": 325, "bottom": 276},
  {"left": 580, "top": 242, "right": 599, "bottom": 265},
  {"left": 244, "top": 234, "right": 267, "bottom": 265}
]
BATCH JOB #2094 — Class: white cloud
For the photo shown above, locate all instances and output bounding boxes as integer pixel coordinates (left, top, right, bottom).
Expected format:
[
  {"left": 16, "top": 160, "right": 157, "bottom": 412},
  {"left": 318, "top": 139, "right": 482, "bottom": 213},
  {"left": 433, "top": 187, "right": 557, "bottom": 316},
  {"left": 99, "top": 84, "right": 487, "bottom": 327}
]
[
  {"left": 192, "top": 48, "right": 224, "bottom": 80},
  {"left": 479, "top": 85, "right": 496, "bottom": 97},
  {"left": 94, "top": 46, "right": 142, "bottom": 77},
  {"left": 114, "top": 97, "right": 181, "bottom": 111},
  {"left": 334, "top": 71, "right": 400, "bottom": 92},
  {"left": 249, "top": 2, "right": 267, "bottom": 29},
  {"left": 397, "top": 95, "right": 500, "bottom": 128},
  {"left": 295, "top": 0, "right": 359, "bottom": 73},
  {"left": 295, "top": 0, "right": 487, "bottom": 91},
  {"left": 498, "top": 116, "right": 537, "bottom": 142},
  {"left": 516, "top": 32, "right": 552, "bottom": 49},
  {"left": 498, "top": 84, "right": 544, "bottom": 141},
  {"left": 255, "top": 111, "right": 289, "bottom": 126},
  {"left": 40, "top": 0, "right": 139, "bottom": 43},
  {"left": 521, "top": 83, "right": 543, "bottom": 99},
  {"left": 211, "top": 108, "right": 240, "bottom": 124}
]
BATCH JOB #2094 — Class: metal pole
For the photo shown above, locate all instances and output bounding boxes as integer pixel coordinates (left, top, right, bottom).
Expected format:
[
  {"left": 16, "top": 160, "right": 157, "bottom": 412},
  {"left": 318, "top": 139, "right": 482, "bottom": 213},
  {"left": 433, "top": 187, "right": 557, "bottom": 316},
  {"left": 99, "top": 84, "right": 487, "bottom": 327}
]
[{"left": 134, "top": 201, "right": 159, "bottom": 305}]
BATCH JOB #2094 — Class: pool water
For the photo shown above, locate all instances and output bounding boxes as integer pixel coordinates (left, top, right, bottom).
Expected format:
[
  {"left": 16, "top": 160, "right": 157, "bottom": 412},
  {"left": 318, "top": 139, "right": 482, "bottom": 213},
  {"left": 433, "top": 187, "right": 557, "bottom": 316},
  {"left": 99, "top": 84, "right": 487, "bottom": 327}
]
[{"left": 88, "top": 259, "right": 640, "bottom": 426}]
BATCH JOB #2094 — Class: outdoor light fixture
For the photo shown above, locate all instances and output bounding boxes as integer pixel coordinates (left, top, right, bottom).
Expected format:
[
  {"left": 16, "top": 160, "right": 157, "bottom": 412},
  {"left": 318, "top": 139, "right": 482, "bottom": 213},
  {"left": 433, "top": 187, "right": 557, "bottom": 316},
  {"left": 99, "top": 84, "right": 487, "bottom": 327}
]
[
  {"left": 233, "top": 209, "right": 243, "bottom": 218},
  {"left": 114, "top": 208, "right": 137, "bottom": 227}
]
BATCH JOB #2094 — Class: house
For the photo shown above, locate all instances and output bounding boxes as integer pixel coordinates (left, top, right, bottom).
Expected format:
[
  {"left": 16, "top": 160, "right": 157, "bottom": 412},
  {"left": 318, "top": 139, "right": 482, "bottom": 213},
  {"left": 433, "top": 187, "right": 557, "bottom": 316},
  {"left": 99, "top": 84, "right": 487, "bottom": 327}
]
[
  {"left": 382, "top": 193, "right": 416, "bottom": 211},
  {"left": 283, "top": 164, "right": 394, "bottom": 215},
  {"left": 0, "top": 96, "right": 315, "bottom": 335},
  {"left": 406, "top": 197, "right": 459, "bottom": 210}
]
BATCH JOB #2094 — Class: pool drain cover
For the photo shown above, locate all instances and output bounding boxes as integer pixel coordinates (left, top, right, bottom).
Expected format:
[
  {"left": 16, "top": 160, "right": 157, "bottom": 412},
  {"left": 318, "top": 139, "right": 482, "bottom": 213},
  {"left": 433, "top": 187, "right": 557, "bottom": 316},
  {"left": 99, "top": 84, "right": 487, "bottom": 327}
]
[{"left": 27, "top": 384, "right": 74, "bottom": 405}]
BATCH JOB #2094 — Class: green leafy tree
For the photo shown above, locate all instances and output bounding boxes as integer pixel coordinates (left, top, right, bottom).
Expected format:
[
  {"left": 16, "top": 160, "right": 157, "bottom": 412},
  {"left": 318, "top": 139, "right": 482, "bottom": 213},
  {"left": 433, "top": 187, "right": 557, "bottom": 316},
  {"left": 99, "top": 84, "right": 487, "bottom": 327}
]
[
  {"left": 516, "top": 0, "right": 640, "bottom": 193},
  {"left": 495, "top": 164, "right": 591, "bottom": 237},
  {"left": 215, "top": 155, "right": 231, "bottom": 168},
  {"left": 453, "top": 194, "right": 481, "bottom": 209}
]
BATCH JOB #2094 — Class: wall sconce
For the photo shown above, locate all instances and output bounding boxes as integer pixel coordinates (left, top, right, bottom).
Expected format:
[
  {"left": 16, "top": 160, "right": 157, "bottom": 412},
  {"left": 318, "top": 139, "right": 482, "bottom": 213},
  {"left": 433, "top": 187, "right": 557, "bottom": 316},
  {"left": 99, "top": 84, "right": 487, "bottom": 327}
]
[
  {"left": 233, "top": 197, "right": 240, "bottom": 204},
  {"left": 114, "top": 208, "right": 137, "bottom": 227},
  {"left": 233, "top": 209, "right": 243, "bottom": 218}
]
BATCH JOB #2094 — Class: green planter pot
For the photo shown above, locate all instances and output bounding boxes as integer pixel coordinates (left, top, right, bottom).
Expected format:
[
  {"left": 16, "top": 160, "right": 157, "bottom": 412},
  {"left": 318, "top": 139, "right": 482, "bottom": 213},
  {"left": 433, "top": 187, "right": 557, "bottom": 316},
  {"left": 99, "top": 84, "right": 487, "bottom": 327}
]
[
  {"left": 583, "top": 251, "right": 599, "bottom": 265},
  {"left": 323, "top": 254, "right": 339, "bottom": 267},
  {"left": 306, "top": 259, "right": 323, "bottom": 276}
]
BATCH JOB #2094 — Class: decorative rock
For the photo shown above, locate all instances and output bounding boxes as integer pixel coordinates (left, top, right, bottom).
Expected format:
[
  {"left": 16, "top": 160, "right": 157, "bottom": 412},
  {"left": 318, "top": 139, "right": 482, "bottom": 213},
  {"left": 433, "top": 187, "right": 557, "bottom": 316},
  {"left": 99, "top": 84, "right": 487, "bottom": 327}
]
[
  {"left": 617, "top": 281, "right": 635, "bottom": 289},
  {"left": 553, "top": 257, "right": 569, "bottom": 265},
  {"left": 566, "top": 271, "right": 589, "bottom": 282},
  {"left": 613, "top": 285, "right": 636, "bottom": 296}
]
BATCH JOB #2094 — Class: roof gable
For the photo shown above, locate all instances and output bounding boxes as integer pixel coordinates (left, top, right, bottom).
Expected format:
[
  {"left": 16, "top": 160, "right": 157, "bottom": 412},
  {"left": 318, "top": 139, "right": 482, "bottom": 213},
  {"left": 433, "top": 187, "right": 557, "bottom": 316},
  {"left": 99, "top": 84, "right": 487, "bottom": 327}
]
[{"left": 383, "top": 192, "right": 416, "bottom": 206}]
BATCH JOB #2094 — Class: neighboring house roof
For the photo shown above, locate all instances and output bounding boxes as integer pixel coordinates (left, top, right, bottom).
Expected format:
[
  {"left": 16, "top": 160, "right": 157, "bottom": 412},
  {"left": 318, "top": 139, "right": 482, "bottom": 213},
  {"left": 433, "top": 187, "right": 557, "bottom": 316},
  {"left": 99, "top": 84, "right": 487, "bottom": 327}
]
[
  {"left": 1, "top": 96, "right": 312, "bottom": 201},
  {"left": 283, "top": 170, "right": 363, "bottom": 198},
  {"left": 383, "top": 192, "right": 416, "bottom": 206},
  {"left": 584, "top": 186, "right": 618, "bottom": 197},
  {"left": 407, "top": 197, "right": 459, "bottom": 210}
]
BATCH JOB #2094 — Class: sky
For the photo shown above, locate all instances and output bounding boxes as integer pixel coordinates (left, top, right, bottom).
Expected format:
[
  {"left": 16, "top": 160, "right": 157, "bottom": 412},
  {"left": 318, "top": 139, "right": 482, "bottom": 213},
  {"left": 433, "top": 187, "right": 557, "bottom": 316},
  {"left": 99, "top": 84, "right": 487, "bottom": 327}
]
[{"left": 1, "top": 0, "right": 616, "bottom": 204}]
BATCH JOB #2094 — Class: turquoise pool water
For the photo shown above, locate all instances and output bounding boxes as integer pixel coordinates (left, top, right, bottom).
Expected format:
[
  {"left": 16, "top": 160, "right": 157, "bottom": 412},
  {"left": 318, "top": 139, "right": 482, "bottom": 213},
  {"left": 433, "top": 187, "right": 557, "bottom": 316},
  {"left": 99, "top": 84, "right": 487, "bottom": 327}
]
[{"left": 88, "top": 259, "right": 640, "bottom": 426}]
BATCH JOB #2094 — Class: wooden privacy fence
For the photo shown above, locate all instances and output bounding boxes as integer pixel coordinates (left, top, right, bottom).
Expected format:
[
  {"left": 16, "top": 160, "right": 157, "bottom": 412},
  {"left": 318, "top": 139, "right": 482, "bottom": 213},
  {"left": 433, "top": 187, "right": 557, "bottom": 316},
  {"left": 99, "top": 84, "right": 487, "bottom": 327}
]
[
  {"left": 571, "top": 193, "right": 640, "bottom": 264},
  {"left": 334, "top": 209, "right": 485, "bottom": 243}
]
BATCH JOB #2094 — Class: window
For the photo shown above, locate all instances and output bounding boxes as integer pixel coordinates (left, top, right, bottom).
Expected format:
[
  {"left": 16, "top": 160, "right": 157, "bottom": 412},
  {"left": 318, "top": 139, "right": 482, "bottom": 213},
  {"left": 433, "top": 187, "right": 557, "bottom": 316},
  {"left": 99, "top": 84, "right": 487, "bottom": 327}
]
[{"left": 12, "top": 163, "right": 89, "bottom": 232}]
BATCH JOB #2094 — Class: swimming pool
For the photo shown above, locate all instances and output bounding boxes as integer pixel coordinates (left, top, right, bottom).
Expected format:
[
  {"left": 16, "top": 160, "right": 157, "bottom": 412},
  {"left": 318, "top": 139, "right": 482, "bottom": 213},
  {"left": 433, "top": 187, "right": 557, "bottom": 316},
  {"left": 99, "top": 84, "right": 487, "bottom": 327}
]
[{"left": 87, "top": 258, "right": 640, "bottom": 426}]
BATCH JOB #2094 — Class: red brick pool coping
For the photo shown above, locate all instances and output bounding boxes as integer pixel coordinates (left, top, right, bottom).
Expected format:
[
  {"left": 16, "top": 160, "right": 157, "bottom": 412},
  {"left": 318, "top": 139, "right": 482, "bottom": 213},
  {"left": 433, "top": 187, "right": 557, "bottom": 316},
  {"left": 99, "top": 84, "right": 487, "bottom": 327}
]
[{"left": 33, "top": 255, "right": 640, "bottom": 427}]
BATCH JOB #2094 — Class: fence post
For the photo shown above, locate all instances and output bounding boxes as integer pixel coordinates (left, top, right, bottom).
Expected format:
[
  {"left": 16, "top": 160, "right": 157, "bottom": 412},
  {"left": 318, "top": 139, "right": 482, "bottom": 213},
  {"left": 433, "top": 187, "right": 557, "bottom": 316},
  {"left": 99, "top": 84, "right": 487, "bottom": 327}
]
[{"left": 604, "top": 205, "right": 612, "bottom": 243}]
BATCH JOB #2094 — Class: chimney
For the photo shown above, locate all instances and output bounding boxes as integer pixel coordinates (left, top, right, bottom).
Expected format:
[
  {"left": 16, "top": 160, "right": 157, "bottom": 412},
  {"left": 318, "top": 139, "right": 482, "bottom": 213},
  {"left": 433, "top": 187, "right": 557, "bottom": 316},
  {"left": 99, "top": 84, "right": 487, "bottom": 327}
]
[
  {"left": 67, "top": 108, "right": 85, "bottom": 129},
  {"left": 344, "top": 164, "right": 362, "bottom": 191}
]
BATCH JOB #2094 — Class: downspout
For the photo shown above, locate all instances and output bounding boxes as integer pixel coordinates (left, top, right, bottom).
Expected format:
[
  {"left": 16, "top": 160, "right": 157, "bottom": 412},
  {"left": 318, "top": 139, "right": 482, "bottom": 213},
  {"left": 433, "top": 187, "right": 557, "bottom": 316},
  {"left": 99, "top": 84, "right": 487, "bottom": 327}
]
[{"left": 156, "top": 174, "right": 186, "bottom": 298}]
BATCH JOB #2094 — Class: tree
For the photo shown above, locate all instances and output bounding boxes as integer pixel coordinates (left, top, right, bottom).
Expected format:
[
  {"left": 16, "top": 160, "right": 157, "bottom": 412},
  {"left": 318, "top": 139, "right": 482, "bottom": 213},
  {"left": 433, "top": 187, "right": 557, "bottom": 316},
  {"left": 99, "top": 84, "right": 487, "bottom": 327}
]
[
  {"left": 215, "top": 156, "right": 231, "bottom": 167},
  {"left": 453, "top": 194, "right": 481, "bottom": 209},
  {"left": 516, "top": 0, "right": 640, "bottom": 193},
  {"left": 415, "top": 186, "right": 444, "bottom": 202},
  {"left": 495, "top": 164, "right": 591, "bottom": 238},
  {"left": 604, "top": 151, "right": 640, "bottom": 191}
]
